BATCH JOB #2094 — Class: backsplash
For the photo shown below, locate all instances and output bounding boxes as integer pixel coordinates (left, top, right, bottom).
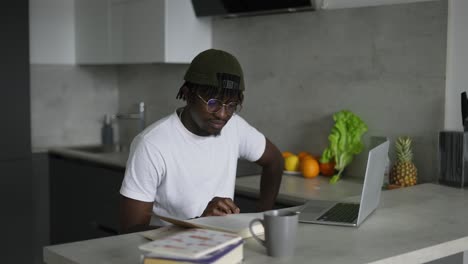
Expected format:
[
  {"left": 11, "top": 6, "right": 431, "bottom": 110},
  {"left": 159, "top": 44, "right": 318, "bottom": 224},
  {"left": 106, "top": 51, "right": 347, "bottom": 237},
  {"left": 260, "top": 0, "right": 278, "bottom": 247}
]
[
  {"left": 30, "top": 65, "right": 119, "bottom": 151},
  {"left": 116, "top": 64, "right": 188, "bottom": 148}
]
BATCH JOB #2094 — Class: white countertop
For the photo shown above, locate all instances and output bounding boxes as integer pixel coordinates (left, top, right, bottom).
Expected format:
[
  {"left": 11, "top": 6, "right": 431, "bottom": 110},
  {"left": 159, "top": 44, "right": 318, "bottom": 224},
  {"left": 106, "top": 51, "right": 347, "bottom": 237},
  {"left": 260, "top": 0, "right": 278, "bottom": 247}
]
[
  {"left": 44, "top": 183, "right": 468, "bottom": 264},
  {"left": 235, "top": 174, "right": 364, "bottom": 205},
  {"left": 48, "top": 147, "right": 129, "bottom": 169}
]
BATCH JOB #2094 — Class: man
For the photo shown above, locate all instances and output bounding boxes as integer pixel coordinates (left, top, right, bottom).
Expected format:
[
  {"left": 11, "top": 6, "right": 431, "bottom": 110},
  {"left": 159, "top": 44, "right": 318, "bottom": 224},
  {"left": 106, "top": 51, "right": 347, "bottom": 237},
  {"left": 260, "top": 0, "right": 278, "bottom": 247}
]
[{"left": 119, "top": 49, "right": 283, "bottom": 233}]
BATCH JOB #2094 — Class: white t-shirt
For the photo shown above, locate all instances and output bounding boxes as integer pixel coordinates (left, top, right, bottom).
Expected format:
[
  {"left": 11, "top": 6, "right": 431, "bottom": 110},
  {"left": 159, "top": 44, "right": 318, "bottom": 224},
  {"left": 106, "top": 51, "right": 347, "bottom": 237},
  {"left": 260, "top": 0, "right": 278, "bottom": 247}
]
[{"left": 120, "top": 110, "right": 266, "bottom": 226}]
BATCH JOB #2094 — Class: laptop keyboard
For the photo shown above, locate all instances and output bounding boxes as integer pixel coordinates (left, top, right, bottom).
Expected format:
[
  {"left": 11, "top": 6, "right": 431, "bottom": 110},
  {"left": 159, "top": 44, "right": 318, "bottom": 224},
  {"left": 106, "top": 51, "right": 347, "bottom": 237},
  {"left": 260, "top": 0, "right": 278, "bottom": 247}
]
[{"left": 317, "top": 203, "right": 360, "bottom": 223}]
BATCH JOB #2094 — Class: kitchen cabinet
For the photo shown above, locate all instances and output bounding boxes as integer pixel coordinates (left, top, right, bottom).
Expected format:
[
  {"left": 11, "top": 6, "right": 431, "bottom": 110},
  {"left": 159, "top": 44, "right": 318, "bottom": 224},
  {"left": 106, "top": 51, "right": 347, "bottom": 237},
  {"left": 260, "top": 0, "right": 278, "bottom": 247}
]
[
  {"left": 49, "top": 154, "right": 125, "bottom": 244},
  {"left": 29, "top": 0, "right": 75, "bottom": 64},
  {"left": 0, "top": 3, "right": 31, "bottom": 161},
  {"left": 74, "top": 0, "right": 110, "bottom": 63},
  {"left": 0, "top": 2, "right": 33, "bottom": 263},
  {"left": 75, "top": 0, "right": 212, "bottom": 64},
  {"left": 0, "top": 160, "right": 32, "bottom": 263},
  {"left": 0, "top": 72, "right": 31, "bottom": 160}
]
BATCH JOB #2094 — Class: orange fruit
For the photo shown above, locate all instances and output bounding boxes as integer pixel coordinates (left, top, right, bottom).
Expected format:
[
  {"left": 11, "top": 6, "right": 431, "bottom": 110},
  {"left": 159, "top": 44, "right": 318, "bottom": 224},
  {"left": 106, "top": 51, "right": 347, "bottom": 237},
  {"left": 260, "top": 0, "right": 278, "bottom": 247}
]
[
  {"left": 299, "top": 154, "right": 315, "bottom": 170},
  {"left": 282, "top": 151, "right": 294, "bottom": 159},
  {"left": 301, "top": 158, "right": 320, "bottom": 178},
  {"left": 297, "top": 151, "right": 311, "bottom": 160},
  {"left": 302, "top": 154, "right": 316, "bottom": 161}
]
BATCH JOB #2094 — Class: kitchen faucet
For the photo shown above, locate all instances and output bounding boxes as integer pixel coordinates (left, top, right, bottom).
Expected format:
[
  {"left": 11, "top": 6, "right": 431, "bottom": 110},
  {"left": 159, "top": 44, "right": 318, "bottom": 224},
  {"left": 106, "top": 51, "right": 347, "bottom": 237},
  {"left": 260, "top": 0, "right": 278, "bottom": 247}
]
[{"left": 114, "top": 101, "right": 146, "bottom": 132}]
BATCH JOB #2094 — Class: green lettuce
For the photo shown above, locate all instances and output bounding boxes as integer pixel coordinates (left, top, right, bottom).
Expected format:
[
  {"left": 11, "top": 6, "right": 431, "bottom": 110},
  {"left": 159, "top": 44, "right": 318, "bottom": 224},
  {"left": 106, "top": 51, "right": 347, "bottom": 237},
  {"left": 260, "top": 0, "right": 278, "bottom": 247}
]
[{"left": 320, "top": 110, "right": 368, "bottom": 184}]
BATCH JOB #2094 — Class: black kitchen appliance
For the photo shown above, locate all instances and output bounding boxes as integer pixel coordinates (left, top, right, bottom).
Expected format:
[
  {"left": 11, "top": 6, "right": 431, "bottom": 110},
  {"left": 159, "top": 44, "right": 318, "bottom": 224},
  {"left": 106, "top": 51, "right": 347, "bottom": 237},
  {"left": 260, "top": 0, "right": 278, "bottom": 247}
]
[
  {"left": 438, "top": 92, "right": 468, "bottom": 188},
  {"left": 191, "top": 0, "right": 321, "bottom": 18}
]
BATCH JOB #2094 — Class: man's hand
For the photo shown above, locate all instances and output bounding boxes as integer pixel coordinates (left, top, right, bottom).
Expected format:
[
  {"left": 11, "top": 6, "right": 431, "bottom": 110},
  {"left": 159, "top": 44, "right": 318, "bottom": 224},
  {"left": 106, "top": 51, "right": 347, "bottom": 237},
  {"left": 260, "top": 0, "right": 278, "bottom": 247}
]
[{"left": 201, "top": 197, "right": 240, "bottom": 217}]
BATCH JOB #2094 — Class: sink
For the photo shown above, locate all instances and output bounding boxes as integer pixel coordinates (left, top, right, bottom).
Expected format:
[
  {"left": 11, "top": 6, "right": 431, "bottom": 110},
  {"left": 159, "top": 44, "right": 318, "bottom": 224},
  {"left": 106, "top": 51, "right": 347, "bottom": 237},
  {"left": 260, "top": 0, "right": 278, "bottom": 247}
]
[{"left": 68, "top": 145, "right": 127, "bottom": 154}]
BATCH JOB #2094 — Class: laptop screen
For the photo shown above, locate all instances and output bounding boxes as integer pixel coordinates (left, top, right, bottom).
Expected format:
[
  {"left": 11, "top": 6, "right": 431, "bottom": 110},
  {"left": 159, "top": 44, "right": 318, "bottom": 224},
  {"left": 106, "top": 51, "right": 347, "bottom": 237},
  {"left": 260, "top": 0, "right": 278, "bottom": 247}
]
[
  {"left": 356, "top": 140, "right": 389, "bottom": 225},
  {"left": 345, "top": 136, "right": 389, "bottom": 179}
]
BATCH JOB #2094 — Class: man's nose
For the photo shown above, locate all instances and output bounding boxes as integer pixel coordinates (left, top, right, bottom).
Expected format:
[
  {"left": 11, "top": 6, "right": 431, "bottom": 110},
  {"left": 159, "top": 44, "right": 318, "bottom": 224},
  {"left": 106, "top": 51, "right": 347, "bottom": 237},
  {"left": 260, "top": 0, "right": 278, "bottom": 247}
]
[{"left": 214, "top": 106, "right": 230, "bottom": 119}]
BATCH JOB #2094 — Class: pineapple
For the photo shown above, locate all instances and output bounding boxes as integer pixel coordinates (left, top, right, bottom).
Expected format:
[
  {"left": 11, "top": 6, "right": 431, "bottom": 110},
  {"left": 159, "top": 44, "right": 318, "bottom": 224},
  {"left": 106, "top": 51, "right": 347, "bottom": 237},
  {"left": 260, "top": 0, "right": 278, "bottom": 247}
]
[{"left": 390, "top": 136, "right": 418, "bottom": 187}]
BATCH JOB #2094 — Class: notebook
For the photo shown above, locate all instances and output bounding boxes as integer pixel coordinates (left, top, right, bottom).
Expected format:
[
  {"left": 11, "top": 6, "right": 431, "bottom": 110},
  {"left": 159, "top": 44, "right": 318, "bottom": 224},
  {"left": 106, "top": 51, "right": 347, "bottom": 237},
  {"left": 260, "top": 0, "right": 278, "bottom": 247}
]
[
  {"left": 141, "top": 240, "right": 243, "bottom": 264},
  {"left": 139, "top": 228, "right": 242, "bottom": 259},
  {"left": 298, "top": 139, "right": 389, "bottom": 227}
]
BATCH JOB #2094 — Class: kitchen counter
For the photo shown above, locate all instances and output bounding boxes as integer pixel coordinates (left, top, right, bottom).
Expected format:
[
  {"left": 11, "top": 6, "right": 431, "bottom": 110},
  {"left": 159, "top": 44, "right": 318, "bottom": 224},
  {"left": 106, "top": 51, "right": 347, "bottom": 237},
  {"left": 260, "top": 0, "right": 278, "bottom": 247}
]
[
  {"left": 48, "top": 146, "right": 128, "bottom": 170},
  {"left": 44, "top": 183, "right": 468, "bottom": 264},
  {"left": 48, "top": 146, "right": 261, "bottom": 176},
  {"left": 235, "top": 174, "right": 363, "bottom": 206}
]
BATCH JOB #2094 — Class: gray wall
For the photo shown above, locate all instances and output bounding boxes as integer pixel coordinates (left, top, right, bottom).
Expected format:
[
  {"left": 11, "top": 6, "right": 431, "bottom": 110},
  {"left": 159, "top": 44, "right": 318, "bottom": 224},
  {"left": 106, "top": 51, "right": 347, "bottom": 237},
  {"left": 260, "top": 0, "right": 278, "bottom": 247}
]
[
  {"left": 116, "top": 64, "right": 188, "bottom": 147},
  {"left": 117, "top": 1, "right": 447, "bottom": 183},
  {"left": 30, "top": 65, "right": 119, "bottom": 150}
]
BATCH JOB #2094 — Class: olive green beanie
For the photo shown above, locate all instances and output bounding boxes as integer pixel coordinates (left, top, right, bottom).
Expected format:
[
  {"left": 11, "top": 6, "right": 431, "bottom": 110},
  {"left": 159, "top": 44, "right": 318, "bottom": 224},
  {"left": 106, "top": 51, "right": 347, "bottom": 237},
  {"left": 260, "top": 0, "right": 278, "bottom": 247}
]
[{"left": 184, "top": 49, "right": 245, "bottom": 91}]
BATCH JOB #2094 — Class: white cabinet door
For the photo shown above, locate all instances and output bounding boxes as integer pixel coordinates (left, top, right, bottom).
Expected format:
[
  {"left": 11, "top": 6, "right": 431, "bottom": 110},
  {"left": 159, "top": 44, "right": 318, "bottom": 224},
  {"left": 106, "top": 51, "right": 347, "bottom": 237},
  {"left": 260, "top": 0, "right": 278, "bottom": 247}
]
[
  {"left": 109, "top": 0, "right": 165, "bottom": 63},
  {"left": 75, "top": 0, "right": 112, "bottom": 64},
  {"left": 165, "top": 0, "right": 212, "bottom": 63},
  {"left": 75, "top": 0, "right": 212, "bottom": 64}
]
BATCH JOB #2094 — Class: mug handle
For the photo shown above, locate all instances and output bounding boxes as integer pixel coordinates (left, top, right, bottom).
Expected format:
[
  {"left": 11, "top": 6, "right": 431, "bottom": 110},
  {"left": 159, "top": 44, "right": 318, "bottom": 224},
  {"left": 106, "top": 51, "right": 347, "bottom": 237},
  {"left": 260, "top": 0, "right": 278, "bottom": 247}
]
[{"left": 249, "top": 218, "right": 265, "bottom": 247}]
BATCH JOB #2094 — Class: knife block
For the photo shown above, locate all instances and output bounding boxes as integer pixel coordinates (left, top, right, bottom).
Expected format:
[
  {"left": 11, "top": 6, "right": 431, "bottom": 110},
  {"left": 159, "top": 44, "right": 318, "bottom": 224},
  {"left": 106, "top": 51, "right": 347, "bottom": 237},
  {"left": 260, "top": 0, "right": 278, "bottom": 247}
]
[{"left": 438, "top": 131, "right": 468, "bottom": 188}]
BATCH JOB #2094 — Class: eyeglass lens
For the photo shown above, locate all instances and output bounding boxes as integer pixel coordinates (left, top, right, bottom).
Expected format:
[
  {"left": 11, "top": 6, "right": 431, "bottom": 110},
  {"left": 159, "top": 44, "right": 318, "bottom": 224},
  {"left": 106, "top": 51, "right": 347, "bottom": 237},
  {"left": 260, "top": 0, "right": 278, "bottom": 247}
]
[{"left": 206, "top": 98, "right": 239, "bottom": 114}]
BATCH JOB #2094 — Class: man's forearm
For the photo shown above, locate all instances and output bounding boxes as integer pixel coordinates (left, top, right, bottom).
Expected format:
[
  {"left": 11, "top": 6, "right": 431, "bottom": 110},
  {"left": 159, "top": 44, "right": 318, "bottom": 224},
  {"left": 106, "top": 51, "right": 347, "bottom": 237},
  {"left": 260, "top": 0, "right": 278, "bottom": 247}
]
[
  {"left": 254, "top": 138, "right": 284, "bottom": 212},
  {"left": 256, "top": 161, "right": 283, "bottom": 211}
]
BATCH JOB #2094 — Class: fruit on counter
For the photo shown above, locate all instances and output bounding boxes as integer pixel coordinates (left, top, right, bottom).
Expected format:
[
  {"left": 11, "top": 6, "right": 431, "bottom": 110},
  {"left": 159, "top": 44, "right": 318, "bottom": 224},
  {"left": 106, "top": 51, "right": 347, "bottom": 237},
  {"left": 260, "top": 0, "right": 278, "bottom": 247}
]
[
  {"left": 301, "top": 158, "right": 320, "bottom": 178},
  {"left": 284, "top": 155, "right": 300, "bottom": 171},
  {"left": 319, "top": 160, "right": 336, "bottom": 177},
  {"left": 282, "top": 151, "right": 294, "bottom": 158},
  {"left": 297, "top": 151, "right": 311, "bottom": 160},
  {"left": 282, "top": 151, "right": 319, "bottom": 173},
  {"left": 299, "top": 152, "right": 318, "bottom": 163},
  {"left": 390, "top": 136, "right": 418, "bottom": 187},
  {"left": 320, "top": 110, "right": 368, "bottom": 184},
  {"left": 298, "top": 154, "right": 315, "bottom": 170}
]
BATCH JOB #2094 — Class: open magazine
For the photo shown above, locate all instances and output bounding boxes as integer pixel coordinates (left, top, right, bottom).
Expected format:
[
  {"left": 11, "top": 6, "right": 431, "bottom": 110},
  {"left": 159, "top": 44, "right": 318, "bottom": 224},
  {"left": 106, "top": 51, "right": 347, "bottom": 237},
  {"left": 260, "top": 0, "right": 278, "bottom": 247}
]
[
  {"left": 156, "top": 212, "right": 264, "bottom": 238},
  {"left": 156, "top": 205, "right": 303, "bottom": 239}
]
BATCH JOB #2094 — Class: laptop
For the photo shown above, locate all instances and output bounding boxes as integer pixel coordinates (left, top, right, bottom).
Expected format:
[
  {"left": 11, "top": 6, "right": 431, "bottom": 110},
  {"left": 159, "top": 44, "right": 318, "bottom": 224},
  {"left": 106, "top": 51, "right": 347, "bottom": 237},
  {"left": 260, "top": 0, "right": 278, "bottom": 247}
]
[{"left": 298, "top": 139, "right": 389, "bottom": 227}]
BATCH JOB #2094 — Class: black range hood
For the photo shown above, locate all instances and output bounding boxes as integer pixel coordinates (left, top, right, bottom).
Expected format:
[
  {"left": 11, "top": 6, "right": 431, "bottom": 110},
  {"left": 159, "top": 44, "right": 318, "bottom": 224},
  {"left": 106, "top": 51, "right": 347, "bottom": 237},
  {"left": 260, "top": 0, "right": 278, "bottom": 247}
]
[{"left": 191, "top": 0, "right": 322, "bottom": 18}]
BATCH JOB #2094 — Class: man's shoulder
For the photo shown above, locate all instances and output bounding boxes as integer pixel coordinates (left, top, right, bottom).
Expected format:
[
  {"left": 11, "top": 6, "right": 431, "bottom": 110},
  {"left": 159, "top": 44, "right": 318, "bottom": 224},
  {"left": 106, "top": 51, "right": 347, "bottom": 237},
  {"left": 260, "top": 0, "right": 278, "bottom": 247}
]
[
  {"left": 226, "top": 114, "right": 254, "bottom": 130},
  {"left": 145, "top": 113, "right": 177, "bottom": 132},
  {"left": 138, "top": 113, "right": 178, "bottom": 143}
]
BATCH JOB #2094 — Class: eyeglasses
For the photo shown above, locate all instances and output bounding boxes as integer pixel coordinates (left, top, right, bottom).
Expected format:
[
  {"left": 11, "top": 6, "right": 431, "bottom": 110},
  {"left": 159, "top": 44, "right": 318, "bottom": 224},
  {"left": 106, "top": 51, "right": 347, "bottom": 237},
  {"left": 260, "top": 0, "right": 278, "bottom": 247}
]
[{"left": 196, "top": 94, "right": 241, "bottom": 114}]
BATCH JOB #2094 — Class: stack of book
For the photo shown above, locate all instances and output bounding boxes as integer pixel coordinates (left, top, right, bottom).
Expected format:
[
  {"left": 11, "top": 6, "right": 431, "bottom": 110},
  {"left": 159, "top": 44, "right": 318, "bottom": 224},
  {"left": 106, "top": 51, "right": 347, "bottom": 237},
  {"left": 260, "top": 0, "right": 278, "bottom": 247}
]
[{"left": 139, "top": 228, "right": 244, "bottom": 264}]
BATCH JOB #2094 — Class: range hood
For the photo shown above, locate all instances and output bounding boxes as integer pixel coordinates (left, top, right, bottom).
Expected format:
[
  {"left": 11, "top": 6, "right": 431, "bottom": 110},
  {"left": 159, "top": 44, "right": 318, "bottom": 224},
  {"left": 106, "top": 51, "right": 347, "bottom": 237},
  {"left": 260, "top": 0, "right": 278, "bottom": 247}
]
[
  {"left": 191, "top": 0, "right": 323, "bottom": 18},
  {"left": 191, "top": 0, "right": 438, "bottom": 17}
]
